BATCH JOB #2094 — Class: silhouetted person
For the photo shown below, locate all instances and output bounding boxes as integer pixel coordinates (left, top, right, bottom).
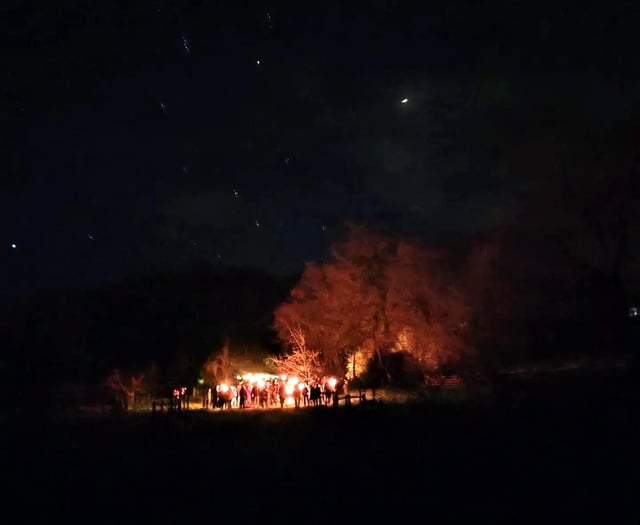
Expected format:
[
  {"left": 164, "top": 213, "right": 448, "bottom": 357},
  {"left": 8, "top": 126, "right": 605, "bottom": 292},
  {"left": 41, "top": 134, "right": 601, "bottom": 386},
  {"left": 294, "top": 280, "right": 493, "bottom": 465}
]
[
  {"left": 279, "top": 382, "right": 286, "bottom": 408},
  {"left": 324, "top": 386, "right": 332, "bottom": 405},
  {"left": 311, "top": 384, "right": 321, "bottom": 406},
  {"left": 293, "top": 387, "right": 301, "bottom": 408},
  {"left": 239, "top": 385, "right": 247, "bottom": 408},
  {"left": 259, "top": 388, "right": 268, "bottom": 408}
]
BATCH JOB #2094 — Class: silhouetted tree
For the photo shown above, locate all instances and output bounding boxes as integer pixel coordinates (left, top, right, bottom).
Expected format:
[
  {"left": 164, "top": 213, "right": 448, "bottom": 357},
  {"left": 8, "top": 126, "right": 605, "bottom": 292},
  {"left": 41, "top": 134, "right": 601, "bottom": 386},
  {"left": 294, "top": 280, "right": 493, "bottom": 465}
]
[
  {"left": 461, "top": 235, "right": 515, "bottom": 367},
  {"left": 105, "top": 369, "right": 145, "bottom": 411},
  {"left": 201, "top": 340, "right": 254, "bottom": 384},
  {"left": 145, "top": 361, "right": 160, "bottom": 399},
  {"left": 507, "top": 107, "right": 640, "bottom": 354}
]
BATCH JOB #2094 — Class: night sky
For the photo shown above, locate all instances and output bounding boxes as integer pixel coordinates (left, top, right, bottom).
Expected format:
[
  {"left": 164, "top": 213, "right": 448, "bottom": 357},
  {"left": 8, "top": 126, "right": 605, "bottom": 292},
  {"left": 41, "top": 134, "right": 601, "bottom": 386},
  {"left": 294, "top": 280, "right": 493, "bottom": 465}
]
[{"left": 4, "top": 1, "right": 640, "bottom": 299}]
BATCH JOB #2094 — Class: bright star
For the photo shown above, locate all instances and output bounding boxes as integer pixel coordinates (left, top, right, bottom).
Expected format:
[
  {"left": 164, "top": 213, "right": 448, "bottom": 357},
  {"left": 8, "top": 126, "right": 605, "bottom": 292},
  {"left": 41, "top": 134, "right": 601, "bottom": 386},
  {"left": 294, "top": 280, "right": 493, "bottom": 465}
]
[
  {"left": 10, "top": 243, "right": 17, "bottom": 249},
  {"left": 181, "top": 35, "right": 190, "bottom": 54},
  {"left": 401, "top": 98, "right": 408, "bottom": 104}
]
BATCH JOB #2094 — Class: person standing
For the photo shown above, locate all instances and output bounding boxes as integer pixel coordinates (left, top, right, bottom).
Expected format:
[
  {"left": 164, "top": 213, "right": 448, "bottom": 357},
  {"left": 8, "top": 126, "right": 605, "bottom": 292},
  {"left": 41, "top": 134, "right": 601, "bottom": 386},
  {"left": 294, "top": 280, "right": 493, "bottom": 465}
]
[
  {"left": 239, "top": 384, "right": 247, "bottom": 408},
  {"left": 278, "top": 382, "right": 286, "bottom": 408}
]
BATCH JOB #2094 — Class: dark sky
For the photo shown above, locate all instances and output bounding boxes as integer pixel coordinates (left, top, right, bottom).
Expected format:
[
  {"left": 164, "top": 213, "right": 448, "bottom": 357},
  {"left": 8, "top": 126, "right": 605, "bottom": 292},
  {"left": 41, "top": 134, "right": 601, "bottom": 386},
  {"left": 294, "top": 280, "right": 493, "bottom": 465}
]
[{"left": 3, "top": 0, "right": 640, "bottom": 298}]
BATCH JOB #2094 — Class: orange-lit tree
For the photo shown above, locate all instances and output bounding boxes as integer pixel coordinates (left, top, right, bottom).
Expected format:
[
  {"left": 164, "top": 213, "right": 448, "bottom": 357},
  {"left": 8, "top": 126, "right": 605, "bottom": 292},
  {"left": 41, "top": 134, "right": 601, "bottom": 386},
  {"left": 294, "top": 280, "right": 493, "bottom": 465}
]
[
  {"left": 274, "top": 227, "right": 392, "bottom": 374},
  {"left": 383, "top": 239, "right": 471, "bottom": 371},
  {"left": 274, "top": 225, "right": 482, "bottom": 381}
]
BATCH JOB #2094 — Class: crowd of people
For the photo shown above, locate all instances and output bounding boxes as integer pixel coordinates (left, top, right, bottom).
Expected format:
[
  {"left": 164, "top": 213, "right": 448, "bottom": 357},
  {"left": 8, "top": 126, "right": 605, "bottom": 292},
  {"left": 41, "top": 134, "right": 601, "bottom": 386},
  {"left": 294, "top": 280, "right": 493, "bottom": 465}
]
[{"left": 200, "top": 375, "right": 344, "bottom": 410}]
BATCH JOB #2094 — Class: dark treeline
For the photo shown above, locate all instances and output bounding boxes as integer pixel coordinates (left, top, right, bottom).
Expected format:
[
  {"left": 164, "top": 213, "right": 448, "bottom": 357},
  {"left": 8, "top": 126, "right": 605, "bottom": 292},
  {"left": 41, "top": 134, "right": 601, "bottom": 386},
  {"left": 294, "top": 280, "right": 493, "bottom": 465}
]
[
  {"left": 0, "top": 267, "right": 296, "bottom": 411},
  {"left": 2, "top": 228, "right": 638, "bottom": 413}
]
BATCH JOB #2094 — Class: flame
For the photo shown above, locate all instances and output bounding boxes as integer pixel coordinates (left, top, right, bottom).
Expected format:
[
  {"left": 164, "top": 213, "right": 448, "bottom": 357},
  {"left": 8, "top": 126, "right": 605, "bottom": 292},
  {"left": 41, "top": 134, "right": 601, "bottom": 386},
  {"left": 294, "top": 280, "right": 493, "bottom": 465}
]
[{"left": 284, "top": 384, "right": 294, "bottom": 396}]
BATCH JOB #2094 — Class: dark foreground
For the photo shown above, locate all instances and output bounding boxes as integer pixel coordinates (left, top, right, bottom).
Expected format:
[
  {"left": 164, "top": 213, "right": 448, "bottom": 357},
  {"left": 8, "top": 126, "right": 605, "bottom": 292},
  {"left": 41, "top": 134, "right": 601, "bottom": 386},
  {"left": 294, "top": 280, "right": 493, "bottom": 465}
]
[{"left": 7, "top": 371, "right": 639, "bottom": 522}]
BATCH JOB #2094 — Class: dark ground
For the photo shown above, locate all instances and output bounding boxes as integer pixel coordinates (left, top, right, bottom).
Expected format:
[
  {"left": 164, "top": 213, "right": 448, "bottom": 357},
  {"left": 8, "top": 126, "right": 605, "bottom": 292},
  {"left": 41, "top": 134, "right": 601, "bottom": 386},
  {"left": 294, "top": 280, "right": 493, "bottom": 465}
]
[{"left": 6, "top": 369, "right": 639, "bottom": 522}]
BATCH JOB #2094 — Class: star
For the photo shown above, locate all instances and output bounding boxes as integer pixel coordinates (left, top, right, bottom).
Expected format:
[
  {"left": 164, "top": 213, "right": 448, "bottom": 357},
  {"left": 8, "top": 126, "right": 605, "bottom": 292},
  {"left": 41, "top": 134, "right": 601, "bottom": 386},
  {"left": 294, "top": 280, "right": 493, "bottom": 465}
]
[
  {"left": 181, "top": 35, "right": 191, "bottom": 54},
  {"left": 160, "top": 102, "right": 167, "bottom": 112},
  {"left": 10, "top": 243, "right": 17, "bottom": 249},
  {"left": 321, "top": 224, "right": 326, "bottom": 232},
  {"left": 88, "top": 234, "right": 94, "bottom": 241},
  {"left": 255, "top": 220, "right": 261, "bottom": 228},
  {"left": 401, "top": 98, "right": 408, "bottom": 104}
]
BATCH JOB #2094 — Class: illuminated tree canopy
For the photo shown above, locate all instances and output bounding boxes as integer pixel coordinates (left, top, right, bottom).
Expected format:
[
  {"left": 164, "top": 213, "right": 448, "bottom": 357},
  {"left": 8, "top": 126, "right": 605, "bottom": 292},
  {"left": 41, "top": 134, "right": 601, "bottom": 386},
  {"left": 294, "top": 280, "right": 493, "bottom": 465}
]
[{"left": 274, "top": 226, "right": 507, "bottom": 378}]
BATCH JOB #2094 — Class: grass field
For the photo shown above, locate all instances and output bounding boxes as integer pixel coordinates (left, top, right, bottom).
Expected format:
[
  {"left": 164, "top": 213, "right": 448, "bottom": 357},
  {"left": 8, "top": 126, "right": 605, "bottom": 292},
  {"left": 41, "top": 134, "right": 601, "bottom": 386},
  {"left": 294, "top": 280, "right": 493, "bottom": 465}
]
[{"left": 7, "top": 369, "right": 638, "bottom": 522}]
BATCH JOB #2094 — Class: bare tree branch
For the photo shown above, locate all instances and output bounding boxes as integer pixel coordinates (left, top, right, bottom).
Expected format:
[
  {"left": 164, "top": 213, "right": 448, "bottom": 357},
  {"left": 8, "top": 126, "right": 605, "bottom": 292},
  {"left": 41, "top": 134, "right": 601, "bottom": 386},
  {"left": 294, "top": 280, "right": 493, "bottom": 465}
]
[{"left": 267, "top": 324, "right": 324, "bottom": 383}]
